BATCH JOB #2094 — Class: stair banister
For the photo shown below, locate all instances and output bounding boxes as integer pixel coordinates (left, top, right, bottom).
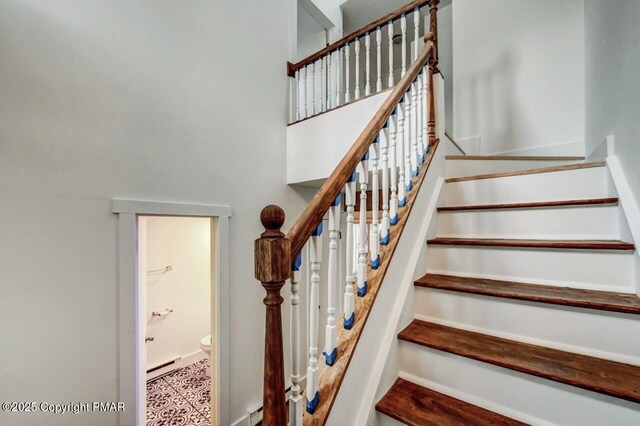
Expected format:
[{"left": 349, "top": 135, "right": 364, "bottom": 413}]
[{"left": 256, "top": 29, "right": 437, "bottom": 425}]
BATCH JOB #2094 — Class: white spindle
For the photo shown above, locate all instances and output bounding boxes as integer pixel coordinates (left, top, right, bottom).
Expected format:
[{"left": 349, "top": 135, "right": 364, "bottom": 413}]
[
  {"left": 320, "top": 57, "right": 325, "bottom": 112},
  {"left": 404, "top": 92, "right": 413, "bottom": 193},
  {"left": 356, "top": 152, "right": 368, "bottom": 296},
  {"left": 303, "top": 66, "right": 308, "bottom": 119},
  {"left": 411, "top": 82, "right": 419, "bottom": 177},
  {"left": 295, "top": 69, "right": 301, "bottom": 121},
  {"left": 380, "top": 124, "right": 390, "bottom": 245},
  {"left": 397, "top": 99, "right": 406, "bottom": 208},
  {"left": 414, "top": 7, "right": 420, "bottom": 61},
  {"left": 388, "top": 21, "right": 394, "bottom": 88},
  {"left": 327, "top": 53, "right": 333, "bottom": 110},
  {"left": 343, "top": 172, "right": 356, "bottom": 329},
  {"left": 401, "top": 13, "right": 407, "bottom": 77},
  {"left": 388, "top": 113, "right": 399, "bottom": 225},
  {"left": 289, "top": 253, "right": 302, "bottom": 426},
  {"left": 345, "top": 44, "right": 351, "bottom": 103},
  {"left": 306, "top": 224, "right": 322, "bottom": 414},
  {"left": 355, "top": 37, "right": 361, "bottom": 100},
  {"left": 422, "top": 68, "right": 429, "bottom": 156},
  {"left": 417, "top": 71, "right": 425, "bottom": 164},
  {"left": 369, "top": 140, "right": 380, "bottom": 270},
  {"left": 376, "top": 26, "right": 382, "bottom": 93},
  {"left": 310, "top": 62, "right": 316, "bottom": 116},
  {"left": 365, "top": 32, "right": 371, "bottom": 97},
  {"left": 324, "top": 196, "right": 341, "bottom": 366},
  {"left": 336, "top": 49, "right": 341, "bottom": 107}
]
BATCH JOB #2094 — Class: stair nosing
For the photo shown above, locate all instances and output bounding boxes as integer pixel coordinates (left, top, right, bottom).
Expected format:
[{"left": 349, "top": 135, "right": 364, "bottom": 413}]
[
  {"left": 426, "top": 238, "right": 635, "bottom": 251},
  {"left": 445, "top": 161, "right": 606, "bottom": 183},
  {"left": 415, "top": 273, "right": 640, "bottom": 315},
  {"left": 398, "top": 320, "right": 640, "bottom": 404},
  {"left": 437, "top": 198, "right": 620, "bottom": 212},
  {"left": 446, "top": 155, "right": 585, "bottom": 161}
]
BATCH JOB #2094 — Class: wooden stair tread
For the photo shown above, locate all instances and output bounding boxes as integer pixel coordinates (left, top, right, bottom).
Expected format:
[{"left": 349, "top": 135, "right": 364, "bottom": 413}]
[
  {"left": 376, "top": 378, "right": 526, "bottom": 426},
  {"left": 399, "top": 320, "right": 640, "bottom": 403},
  {"left": 445, "top": 161, "right": 605, "bottom": 183},
  {"left": 416, "top": 274, "right": 640, "bottom": 315},
  {"left": 438, "top": 198, "right": 619, "bottom": 212},
  {"left": 426, "top": 238, "right": 635, "bottom": 251},
  {"left": 446, "top": 155, "right": 585, "bottom": 161}
]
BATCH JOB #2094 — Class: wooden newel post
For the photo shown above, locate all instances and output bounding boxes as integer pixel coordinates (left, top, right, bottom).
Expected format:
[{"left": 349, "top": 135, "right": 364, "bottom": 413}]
[
  {"left": 428, "top": 0, "right": 440, "bottom": 69},
  {"left": 425, "top": 33, "right": 437, "bottom": 147},
  {"left": 255, "top": 205, "right": 291, "bottom": 426}
]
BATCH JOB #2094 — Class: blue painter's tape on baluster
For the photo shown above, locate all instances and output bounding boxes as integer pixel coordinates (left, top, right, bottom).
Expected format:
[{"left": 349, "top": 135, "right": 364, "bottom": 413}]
[
  {"left": 292, "top": 252, "right": 302, "bottom": 272},
  {"left": 405, "top": 180, "right": 413, "bottom": 192},
  {"left": 374, "top": 134, "right": 380, "bottom": 144},
  {"left": 362, "top": 151, "right": 370, "bottom": 162},
  {"left": 371, "top": 255, "right": 380, "bottom": 270},
  {"left": 380, "top": 232, "right": 390, "bottom": 246},
  {"left": 344, "top": 312, "right": 355, "bottom": 330},
  {"left": 412, "top": 167, "right": 419, "bottom": 178},
  {"left": 357, "top": 282, "right": 368, "bottom": 297},
  {"left": 306, "top": 391, "right": 320, "bottom": 414},
  {"left": 332, "top": 193, "right": 342, "bottom": 207},
  {"left": 312, "top": 222, "right": 323, "bottom": 237},
  {"left": 425, "top": 145, "right": 430, "bottom": 155},
  {"left": 419, "top": 154, "right": 425, "bottom": 164},
  {"left": 390, "top": 214, "right": 399, "bottom": 226},
  {"left": 348, "top": 170, "right": 357, "bottom": 183},
  {"left": 399, "top": 197, "right": 407, "bottom": 208},
  {"left": 323, "top": 347, "right": 338, "bottom": 367}
]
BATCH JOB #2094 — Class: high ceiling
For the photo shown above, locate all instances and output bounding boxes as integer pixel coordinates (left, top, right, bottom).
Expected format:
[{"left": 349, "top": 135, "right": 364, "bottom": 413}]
[{"left": 340, "top": 0, "right": 452, "bottom": 36}]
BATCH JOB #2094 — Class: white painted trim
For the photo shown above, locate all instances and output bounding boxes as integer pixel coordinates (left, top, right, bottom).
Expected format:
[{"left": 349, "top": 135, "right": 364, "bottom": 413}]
[
  {"left": 113, "top": 200, "right": 232, "bottom": 426},
  {"left": 397, "top": 372, "right": 553, "bottom": 426},
  {"left": 353, "top": 177, "right": 446, "bottom": 426},
  {"left": 113, "top": 199, "right": 232, "bottom": 217},
  {"left": 606, "top": 155, "right": 640, "bottom": 295}
]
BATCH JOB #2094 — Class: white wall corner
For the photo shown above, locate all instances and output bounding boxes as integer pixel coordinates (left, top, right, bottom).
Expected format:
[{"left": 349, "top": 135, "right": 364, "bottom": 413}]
[{"left": 454, "top": 135, "right": 482, "bottom": 155}]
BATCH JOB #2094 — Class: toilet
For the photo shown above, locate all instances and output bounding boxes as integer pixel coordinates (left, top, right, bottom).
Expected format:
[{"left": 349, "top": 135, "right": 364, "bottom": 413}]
[{"left": 200, "top": 335, "right": 212, "bottom": 377}]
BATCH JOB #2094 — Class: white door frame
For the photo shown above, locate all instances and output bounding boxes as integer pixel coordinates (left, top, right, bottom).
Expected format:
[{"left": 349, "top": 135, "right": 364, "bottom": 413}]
[{"left": 113, "top": 200, "right": 232, "bottom": 426}]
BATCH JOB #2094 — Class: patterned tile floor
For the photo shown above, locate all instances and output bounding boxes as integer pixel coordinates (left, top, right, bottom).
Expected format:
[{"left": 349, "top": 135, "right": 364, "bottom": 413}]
[{"left": 147, "top": 359, "right": 211, "bottom": 426}]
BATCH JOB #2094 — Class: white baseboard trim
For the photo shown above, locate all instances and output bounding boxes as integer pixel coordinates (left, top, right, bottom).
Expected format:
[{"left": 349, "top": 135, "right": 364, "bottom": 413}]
[
  {"left": 146, "top": 350, "right": 208, "bottom": 380},
  {"left": 353, "top": 178, "right": 446, "bottom": 426},
  {"left": 396, "top": 372, "right": 554, "bottom": 426}
]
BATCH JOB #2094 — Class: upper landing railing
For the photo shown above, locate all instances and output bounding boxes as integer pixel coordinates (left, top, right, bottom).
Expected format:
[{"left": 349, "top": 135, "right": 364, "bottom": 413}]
[{"left": 288, "top": 0, "right": 440, "bottom": 124}]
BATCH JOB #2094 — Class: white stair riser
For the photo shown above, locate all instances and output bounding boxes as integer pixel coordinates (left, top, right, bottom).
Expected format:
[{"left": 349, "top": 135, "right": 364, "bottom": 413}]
[
  {"left": 427, "top": 245, "right": 636, "bottom": 292},
  {"left": 445, "top": 167, "right": 614, "bottom": 206},
  {"left": 414, "top": 287, "right": 640, "bottom": 363},
  {"left": 399, "top": 343, "right": 640, "bottom": 426},
  {"left": 436, "top": 205, "right": 620, "bottom": 239},
  {"left": 446, "top": 159, "right": 584, "bottom": 178}
]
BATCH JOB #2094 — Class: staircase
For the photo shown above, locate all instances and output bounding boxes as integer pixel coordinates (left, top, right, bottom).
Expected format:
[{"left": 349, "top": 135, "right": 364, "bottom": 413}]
[{"left": 376, "top": 156, "right": 640, "bottom": 425}]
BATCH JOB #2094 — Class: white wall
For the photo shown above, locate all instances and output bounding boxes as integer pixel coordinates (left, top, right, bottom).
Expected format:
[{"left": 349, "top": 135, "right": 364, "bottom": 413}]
[
  {"left": 143, "top": 216, "right": 211, "bottom": 370},
  {"left": 452, "top": 0, "right": 585, "bottom": 154},
  {"left": 0, "top": 1, "right": 314, "bottom": 425},
  {"left": 298, "top": 5, "right": 328, "bottom": 60},
  {"left": 585, "top": 0, "right": 640, "bottom": 202}
]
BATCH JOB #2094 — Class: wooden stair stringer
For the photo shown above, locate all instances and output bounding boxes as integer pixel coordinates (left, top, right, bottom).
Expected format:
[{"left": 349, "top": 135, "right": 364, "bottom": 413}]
[{"left": 302, "top": 140, "right": 440, "bottom": 425}]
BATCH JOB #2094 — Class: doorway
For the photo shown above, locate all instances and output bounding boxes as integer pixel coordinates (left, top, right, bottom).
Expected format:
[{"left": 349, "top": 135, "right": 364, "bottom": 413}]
[{"left": 113, "top": 200, "right": 231, "bottom": 426}]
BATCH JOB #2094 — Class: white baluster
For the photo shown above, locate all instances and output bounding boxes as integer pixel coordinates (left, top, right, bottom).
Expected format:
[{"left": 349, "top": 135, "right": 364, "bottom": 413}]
[
  {"left": 356, "top": 152, "right": 368, "bottom": 296},
  {"left": 310, "top": 62, "right": 316, "bottom": 116},
  {"left": 388, "top": 113, "right": 399, "bottom": 227},
  {"left": 414, "top": 7, "right": 420, "bottom": 61},
  {"left": 388, "top": 21, "right": 394, "bottom": 88},
  {"left": 303, "top": 66, "right": 308, "bottom": 119},
  {"left": 380, "top": 124, "right": 391, "bottom": 246},
  {"left": 295, "top": 69, "right": 301, "bottom": 121},
  {"left": 422, "top": 68, "right": 429, "bottom": 156},
  {"left": 369, "top": 141, "right": 380, "bottom": 270},
  {"left": 320, "top": 57, "right": 325, "bottom": 112},
  {"left": 396, "top": 99, "right": 407, "bottom": 208},
  {"left": 324, "top": 196, "right": 341, "bottom": 366},
  {"left": 306, "top": 224, "right": 323, "bottom": 414},
  {"left": 343, "top": 171, "right": 356, "bottom": 329},
  {"left": 411, "top": 82, "right": 419, "bottom": 177},
  {"left": 289, "top": 253, "right": 302, "bottom": 426},
  {"left": 376, "top": 26, "right": 382, "bottom": 93},
  {"left": 327, "top": 53, "right": 333, "bottom": 110},
  {"left": 365, "top": 32, "right": 371, "bottom": 96},
  {"left": 355, "top": 37, "right": 361, "bottom": 100},
  {"left": 345, "top": 44, "right": 351, "bottom": 103},
  {"left": 401, "top": 13, "right": 407, "bottom": 77},
  {"left": 417, "top": 71, "right": 425, "bottom": 164},
  {"left": 404, "top": 92, "right": 414, "bottom": 193},
  {"left": 335, "top": 48, "right": 341, "bottom": 107}
]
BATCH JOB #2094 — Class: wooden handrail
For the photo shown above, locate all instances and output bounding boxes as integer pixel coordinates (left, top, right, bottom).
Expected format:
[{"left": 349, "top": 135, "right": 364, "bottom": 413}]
[
  {"left": 287, "top": 35, "right": 436, "bottom": 259},
  {"left": 287, "top": 0, "right": 432, "bottom": 77}
]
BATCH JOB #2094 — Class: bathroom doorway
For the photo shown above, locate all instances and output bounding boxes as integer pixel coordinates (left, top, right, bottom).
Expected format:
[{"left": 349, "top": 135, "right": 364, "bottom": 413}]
[
  {"left": 113, "top": 200, "right": 231, "bottom": 426},
  {"left": 139, "top": 216, "right": 213, "bottom": 426}
]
